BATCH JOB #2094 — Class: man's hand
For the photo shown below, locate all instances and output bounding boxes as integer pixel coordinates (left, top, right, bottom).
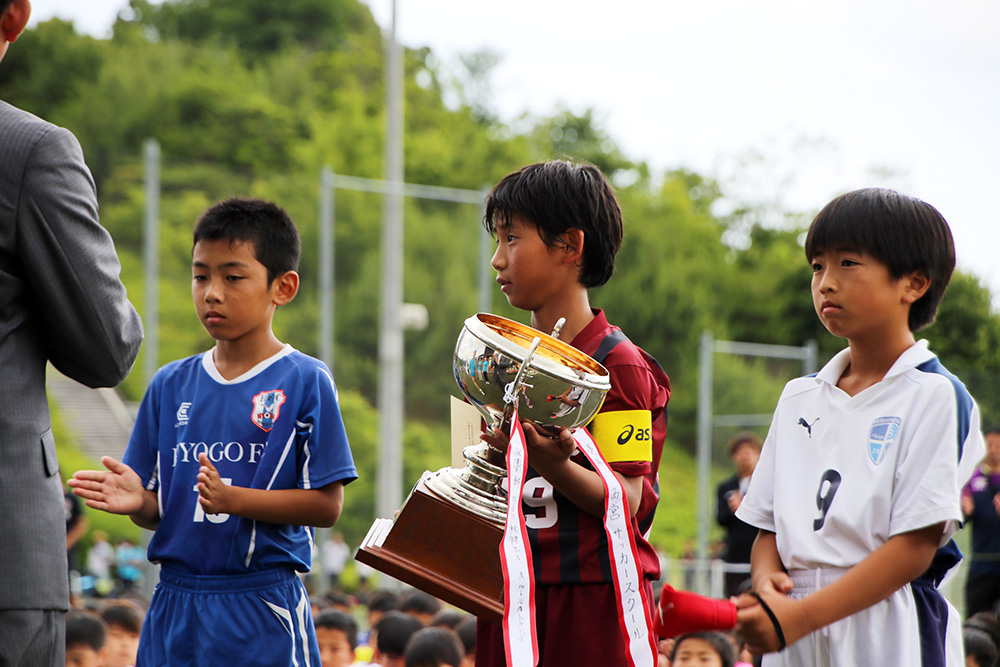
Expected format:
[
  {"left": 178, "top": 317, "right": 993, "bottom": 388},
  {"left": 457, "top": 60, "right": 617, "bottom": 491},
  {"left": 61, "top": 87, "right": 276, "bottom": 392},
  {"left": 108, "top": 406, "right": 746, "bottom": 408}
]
[
  {"left": 68, "top": 457, "right": 146, "bottom": 516},
  {"left": 727, "top": 489, "right": 743, "bottom": 513},
  {"left": 197, "top": 453, "right": 231, "bottom": 515}
]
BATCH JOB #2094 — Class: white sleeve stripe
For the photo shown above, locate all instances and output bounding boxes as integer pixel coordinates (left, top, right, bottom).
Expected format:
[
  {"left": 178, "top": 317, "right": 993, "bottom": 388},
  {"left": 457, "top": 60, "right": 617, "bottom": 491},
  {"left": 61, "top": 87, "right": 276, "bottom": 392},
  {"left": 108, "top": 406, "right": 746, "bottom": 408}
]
[
  {"left": 320, "top": 367, "right": 338, "bottom": 400},
  {"left": 245, "top": 522, "right": 257, "bottom": 568},
  {"left": 146, "top": 453, "right": 160, "bottom": 491},
  {"left": 267, "top": 430, "right": 297, "bottom": 491},
  {"left": 301, "top": 442, "right": 312, "bottom": 490}
]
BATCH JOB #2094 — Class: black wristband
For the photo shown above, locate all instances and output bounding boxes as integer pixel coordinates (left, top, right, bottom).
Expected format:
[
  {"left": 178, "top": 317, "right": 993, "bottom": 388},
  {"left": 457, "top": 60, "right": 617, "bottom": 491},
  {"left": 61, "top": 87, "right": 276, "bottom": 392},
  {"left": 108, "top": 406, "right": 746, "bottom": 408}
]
[{"left": 750, "top": 591, "right": 787, "bottom": 651}]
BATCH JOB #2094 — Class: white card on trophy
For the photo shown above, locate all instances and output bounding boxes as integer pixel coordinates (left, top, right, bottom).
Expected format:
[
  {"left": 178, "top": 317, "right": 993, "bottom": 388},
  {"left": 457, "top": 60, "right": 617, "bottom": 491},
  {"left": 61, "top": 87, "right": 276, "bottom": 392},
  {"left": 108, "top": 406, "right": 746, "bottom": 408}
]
[{"left": 450, "top": 396, "right": 482, "bottom": 469}]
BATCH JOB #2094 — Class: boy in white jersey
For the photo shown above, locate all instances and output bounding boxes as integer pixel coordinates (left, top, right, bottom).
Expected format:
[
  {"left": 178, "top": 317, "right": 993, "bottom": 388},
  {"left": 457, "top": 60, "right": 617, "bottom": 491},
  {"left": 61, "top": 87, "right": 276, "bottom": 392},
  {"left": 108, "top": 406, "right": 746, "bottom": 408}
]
[
  {"left": 69, "top": 197, "right": 357, "bottom": 666},
  {"left": 734, "top": 188, "right": 983, "bottom": 667}
]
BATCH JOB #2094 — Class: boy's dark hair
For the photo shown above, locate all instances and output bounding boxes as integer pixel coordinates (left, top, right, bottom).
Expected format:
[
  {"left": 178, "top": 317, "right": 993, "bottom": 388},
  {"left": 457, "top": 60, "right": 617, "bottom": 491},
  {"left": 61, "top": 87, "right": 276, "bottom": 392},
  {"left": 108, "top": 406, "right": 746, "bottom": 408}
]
[
  {"left": 669, "top": 631, "right": 736, "bottom": 667},
  {"left": 804, "top": 187, "right": 955, "bottom": 331},
  {"left": 399, "top": 590, "right": 442, "bottom": 618},
  {"left": 315, "top": 609, "right": 359, "bottom": 651},
  {"left": 483, "top": 160, "right": 624, "bottom": 288},
  {"left": 0, "top": 1, "right": 13, "bottom": 17},
  {"left": 324, "top": 591, "right": 353, "bottom": 610},
  {"left": 66, "top": 610, "right": 107, "bottom": 652},
  {"left": 193, "top": 197, "right": 301, "bottom": 284},
  {"left": 963, "top": 627, "right": 998, "bottom": 667},
  {"left": 367, "top": 589, "right": 400, "bottom": 614},
  {"left": 100, "top": 600, "right": 144, "bottom": 635},
  {"left": 984, "top": 427, "right": 1000, "bottom": 439},
  {"left": 429, "top": 608, "right": 466, "bottom": 630},
  {"left": 404, "top": 627, "right": 464, "bottom": 667},
  {"left": 965, "top": 612, "right": 1000, "bottom": 650},
  {"left": 376, "top": 611, "right": 425, "bottom": 658},
  {"left": 455, "top": 616, "right": 476, "bottom": 657}
]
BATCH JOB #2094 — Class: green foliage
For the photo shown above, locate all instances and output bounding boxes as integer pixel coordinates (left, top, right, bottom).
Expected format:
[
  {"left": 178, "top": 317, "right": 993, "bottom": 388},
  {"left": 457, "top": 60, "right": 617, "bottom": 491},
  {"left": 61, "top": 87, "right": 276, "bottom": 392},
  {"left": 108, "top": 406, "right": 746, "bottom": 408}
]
[
  {"left": 120, "top": 0, "right": 369, "bottom": 57},
  {"left": 12, "top": 2, "right": 1000, "bottom": 558},
  {"left": 923, "top": 271, "right": 1000, "bottom": 427}
]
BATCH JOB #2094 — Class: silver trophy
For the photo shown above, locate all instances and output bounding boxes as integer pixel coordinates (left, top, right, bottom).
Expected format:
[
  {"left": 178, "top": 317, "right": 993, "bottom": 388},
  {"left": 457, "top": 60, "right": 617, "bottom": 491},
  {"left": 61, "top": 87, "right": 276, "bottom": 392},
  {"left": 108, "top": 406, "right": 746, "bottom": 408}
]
[{"left": 423, "top": 313, "right": 611, "bottom": 524}]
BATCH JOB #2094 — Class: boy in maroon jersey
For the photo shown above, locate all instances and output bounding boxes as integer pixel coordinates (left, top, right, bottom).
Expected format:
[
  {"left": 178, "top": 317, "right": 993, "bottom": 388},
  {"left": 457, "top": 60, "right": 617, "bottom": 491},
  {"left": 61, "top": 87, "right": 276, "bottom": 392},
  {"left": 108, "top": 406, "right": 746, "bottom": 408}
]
[{"left": 476, "top": 160, "right": 671, "bottom": 666}]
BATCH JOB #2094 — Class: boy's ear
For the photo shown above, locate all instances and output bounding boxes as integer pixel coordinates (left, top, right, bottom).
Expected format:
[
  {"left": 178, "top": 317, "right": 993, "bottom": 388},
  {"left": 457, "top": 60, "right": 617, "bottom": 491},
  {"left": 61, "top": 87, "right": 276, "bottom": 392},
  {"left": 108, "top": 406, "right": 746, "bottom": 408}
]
[
  {"left": 272, "top": 270, "right": 300, "bottom": 306},
  {"left": 1, "top": 0, "right": 31, "bottom": 43},
  {"left": 558, "top": 228, "right": 585, "bottom": 263},
  {"left": 901, "top": 270, "right": 931, "bottom": 304}
]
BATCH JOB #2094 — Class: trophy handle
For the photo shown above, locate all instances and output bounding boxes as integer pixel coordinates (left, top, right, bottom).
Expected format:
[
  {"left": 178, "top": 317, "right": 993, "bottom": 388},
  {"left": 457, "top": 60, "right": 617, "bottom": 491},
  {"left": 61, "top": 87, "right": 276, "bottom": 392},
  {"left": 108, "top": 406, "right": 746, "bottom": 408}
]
[{"left": 498, "top": 335, "right": 542, "bottom": 436}]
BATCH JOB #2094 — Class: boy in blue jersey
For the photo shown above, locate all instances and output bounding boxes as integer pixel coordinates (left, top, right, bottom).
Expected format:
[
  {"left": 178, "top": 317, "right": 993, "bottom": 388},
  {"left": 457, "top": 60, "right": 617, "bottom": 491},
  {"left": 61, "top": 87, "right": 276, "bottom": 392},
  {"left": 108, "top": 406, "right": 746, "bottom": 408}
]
[
  {"left": 734, "top": 188, "right": 984, "bottom": 667},
  {"left": 69, "top": 197, "right": 358, "bottom": 666}
]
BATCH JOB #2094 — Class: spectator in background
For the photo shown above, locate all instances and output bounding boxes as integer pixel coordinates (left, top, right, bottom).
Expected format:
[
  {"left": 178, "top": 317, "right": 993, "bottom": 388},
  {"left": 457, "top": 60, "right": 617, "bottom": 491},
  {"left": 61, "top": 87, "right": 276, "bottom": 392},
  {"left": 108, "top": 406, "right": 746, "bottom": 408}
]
[
  {"left": 114, "top": 539, "right": 145, "bottom": 595},
  {"left": 715, "top": 432, "right": 762, "bottom": 598},
  {"left": 399, "top": 591, "right": 442, "bottom": 627},
  {"left": 404, "top": 627, "right": 464, "bottom": 667},
  {"left": 0, "top": 1, "right": 144, "bottom": 662},
  {"left": 86, "top": 531, "right": 116, "bottom": 596},
  {"left": 962, "top": 427, "right": 1000, "bottom": 618},
  {"left": 357, "top": 590, "right": 400, "bottom": 662},
  {"left": 374, "top": 611, "right": 424, "bottom": 667},
  {"left": 322, "top": 532, "right": 352, "bottom": 591},
  {"left": 315, "top": 609, "right": 358, "bottom": 667},
  {"left": 455, "top": 617, "right": 476, "bottom": 667},
  {"left": 99, "top": 600, "right": 143, "bottom": 667},
  {"left": 65, "top": 610, "right": 109, "bottom": 667},
  {"left": 66, "top": 489, "right": 89, "bottom": 578}
]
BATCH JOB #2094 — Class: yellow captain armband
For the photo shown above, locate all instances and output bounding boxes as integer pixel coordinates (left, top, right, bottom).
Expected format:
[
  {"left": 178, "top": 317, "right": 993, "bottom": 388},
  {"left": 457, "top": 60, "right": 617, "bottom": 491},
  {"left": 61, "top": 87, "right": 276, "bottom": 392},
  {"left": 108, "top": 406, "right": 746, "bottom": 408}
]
[{"left": 588, "top": 409, "right": 653, "bottom": 463}]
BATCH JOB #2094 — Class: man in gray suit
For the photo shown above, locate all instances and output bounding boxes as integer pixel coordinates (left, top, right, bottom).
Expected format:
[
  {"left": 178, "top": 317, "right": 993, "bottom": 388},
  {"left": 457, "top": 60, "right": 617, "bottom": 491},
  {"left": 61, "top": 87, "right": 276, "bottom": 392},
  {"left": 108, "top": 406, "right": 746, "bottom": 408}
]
[{"left": 0, "top": 1, "right": 144, "bottom": 663}]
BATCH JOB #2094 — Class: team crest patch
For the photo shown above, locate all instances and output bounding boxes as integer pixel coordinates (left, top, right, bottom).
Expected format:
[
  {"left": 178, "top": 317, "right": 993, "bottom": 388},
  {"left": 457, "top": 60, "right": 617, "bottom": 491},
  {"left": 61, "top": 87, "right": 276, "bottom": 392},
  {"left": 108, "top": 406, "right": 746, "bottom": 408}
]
[
  {"left": 251, "top": 390, "right": 287, "bottom": 432},
  {"left": 868, "top": 416, "right": 901, "bottom": 465}
]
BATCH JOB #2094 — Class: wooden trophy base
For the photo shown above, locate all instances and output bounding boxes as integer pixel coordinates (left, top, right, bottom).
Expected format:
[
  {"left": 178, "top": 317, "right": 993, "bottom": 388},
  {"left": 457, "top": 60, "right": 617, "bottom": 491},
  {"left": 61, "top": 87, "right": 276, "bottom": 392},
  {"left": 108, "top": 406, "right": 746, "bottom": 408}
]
[{"left": 357, "top": 476, "right": 505, "bottom": 625}]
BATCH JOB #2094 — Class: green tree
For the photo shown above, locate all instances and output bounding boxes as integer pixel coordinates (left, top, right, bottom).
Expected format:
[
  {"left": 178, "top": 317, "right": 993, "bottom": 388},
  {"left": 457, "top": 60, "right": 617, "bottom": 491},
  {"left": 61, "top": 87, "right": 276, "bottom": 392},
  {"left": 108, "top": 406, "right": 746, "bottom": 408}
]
[{"left": 119, "top": 0, "right": 368, "bottom": 57}]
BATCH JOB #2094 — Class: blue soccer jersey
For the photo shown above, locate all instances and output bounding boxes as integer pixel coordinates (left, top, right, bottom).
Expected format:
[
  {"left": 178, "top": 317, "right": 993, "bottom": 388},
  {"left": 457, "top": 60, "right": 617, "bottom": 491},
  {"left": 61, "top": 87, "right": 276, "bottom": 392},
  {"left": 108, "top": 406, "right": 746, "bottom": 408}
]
[{"left": 124, "top": 345, "right": 357, "bottom": 575}]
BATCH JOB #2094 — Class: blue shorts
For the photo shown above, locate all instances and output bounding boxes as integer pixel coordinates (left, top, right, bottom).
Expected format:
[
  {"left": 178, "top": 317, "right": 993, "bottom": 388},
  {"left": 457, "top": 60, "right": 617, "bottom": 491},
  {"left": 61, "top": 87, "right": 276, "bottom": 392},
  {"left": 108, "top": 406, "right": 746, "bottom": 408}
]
[{"left": 138, "top": 568, "right": 319, "bottom": 667}]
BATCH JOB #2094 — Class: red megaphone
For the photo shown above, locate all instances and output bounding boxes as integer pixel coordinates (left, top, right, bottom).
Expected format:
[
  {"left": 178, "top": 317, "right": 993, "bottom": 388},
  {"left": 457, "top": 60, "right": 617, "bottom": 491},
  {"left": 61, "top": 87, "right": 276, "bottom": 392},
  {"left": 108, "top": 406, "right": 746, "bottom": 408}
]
[{"left": 652, "top": 584, "right": 738, "bottom": 638}]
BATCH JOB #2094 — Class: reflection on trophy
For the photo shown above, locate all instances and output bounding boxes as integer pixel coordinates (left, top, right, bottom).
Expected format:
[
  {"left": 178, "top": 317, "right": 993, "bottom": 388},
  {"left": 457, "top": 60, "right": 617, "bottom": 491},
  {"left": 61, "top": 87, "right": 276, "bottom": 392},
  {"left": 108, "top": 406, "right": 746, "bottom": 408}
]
[{"left": 356, "top": 313, "right": 610, "bottom": 623}]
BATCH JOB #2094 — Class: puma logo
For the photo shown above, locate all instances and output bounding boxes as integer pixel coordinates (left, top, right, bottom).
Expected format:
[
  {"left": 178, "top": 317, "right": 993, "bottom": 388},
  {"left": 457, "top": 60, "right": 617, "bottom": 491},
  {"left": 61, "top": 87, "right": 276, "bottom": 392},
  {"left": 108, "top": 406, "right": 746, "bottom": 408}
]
[{"left": 798, "top": 417, "right": 819, "bottom": 438}]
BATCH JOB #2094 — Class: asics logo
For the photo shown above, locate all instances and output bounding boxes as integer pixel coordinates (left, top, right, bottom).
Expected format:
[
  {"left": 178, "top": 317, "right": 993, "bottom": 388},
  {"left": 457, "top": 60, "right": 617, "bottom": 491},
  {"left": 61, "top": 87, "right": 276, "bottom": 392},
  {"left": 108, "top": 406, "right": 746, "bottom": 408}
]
[{"left": 618, "top": 424, "right": 651, "bottom": 444}]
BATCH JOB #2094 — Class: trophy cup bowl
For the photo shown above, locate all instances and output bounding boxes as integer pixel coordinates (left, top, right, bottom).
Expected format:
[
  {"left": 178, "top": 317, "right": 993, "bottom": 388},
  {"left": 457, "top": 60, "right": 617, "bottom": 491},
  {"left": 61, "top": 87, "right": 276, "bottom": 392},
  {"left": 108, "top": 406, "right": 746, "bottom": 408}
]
[
  {"left": 423, "top": 313, "right": 611, "bottom": 524},
  {"left": 357, "top": 313, "right": 610, "bottom": 624}
]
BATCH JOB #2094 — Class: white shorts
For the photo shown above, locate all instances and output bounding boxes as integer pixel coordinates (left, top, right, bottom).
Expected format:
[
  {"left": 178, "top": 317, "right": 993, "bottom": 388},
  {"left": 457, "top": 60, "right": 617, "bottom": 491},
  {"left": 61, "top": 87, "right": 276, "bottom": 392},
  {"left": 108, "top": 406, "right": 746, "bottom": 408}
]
[{"left": 761, "top": 568, "right": 963, "bottom": 667}]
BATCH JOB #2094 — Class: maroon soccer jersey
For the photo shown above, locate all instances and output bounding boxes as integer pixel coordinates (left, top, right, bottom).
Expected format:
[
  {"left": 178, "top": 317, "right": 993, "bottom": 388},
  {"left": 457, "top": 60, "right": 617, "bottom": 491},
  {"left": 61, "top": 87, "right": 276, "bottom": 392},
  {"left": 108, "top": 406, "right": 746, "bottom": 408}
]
[{"left": 525, "top": 309, "right": 670, "bottom": 585}]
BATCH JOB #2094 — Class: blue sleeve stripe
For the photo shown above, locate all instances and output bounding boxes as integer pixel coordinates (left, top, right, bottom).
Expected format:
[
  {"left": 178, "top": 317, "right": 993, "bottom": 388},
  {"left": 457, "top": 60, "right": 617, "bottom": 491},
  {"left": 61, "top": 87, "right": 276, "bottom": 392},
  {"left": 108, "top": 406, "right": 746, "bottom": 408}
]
[{"left": 916, "top": 358, "right": 972, "bottom": 462}]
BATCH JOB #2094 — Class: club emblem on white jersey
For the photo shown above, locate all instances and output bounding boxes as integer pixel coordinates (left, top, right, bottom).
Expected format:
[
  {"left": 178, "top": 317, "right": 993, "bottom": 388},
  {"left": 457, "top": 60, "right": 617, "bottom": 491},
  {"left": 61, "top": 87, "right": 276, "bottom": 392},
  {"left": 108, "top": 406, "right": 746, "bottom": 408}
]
[
  {"left": 868, "top": 416, "right": 901, "bottom": 465},
  {"left": 251, "top": 389, "right": 287, "bottom": 432}
]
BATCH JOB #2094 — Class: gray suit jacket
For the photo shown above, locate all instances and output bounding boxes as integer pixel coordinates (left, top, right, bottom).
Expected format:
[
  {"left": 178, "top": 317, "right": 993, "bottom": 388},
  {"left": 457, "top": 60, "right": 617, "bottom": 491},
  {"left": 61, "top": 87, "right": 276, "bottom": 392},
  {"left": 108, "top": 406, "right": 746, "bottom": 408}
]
[{"left": 0, "top": 100, "right": 143, "bottom": 611}]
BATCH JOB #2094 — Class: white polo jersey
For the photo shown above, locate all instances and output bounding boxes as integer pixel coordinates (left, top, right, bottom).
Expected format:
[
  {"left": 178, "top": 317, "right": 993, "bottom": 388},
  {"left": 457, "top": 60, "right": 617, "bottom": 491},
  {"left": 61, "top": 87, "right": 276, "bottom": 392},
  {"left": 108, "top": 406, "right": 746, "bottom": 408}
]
[{"left": 738, "top": 340, "right": 983, "bottom": 574}]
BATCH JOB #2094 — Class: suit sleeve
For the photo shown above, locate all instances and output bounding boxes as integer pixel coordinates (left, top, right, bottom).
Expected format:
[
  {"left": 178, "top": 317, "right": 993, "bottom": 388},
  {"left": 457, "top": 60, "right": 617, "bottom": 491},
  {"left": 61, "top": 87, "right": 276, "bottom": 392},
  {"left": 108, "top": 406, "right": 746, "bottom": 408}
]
[{"left": 17, "top": 125, "right": 143, "bottom": 386}]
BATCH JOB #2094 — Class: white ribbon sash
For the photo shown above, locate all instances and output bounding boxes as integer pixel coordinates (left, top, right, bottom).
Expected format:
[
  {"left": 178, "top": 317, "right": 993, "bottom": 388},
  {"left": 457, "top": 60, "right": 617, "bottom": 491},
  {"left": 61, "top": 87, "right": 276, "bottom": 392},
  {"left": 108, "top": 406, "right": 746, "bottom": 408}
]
[
  {"left": 501, "top": 410, "right": 539, "bottom": 667},
  {"left": 500, "top": 408, "right": 656, "bottom": 667},
  {"left": 572, "top": 427, "right": 656, "bottom": 667}
]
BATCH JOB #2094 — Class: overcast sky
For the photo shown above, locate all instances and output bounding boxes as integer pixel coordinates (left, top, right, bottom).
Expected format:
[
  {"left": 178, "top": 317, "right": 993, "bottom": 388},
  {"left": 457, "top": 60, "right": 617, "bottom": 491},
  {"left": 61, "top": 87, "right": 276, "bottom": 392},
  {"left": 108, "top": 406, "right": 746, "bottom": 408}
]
[{"left": 29, "top": 0, "right": 1000, "bottom": 302}]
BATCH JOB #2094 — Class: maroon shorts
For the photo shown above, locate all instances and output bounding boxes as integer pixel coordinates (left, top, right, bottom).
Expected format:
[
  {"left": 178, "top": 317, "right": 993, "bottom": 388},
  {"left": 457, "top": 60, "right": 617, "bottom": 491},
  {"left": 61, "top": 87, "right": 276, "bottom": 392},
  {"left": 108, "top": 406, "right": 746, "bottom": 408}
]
[{"left": 475, "top": 579, "right": 655, "bottom": 667}]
